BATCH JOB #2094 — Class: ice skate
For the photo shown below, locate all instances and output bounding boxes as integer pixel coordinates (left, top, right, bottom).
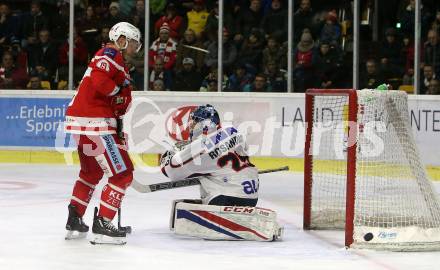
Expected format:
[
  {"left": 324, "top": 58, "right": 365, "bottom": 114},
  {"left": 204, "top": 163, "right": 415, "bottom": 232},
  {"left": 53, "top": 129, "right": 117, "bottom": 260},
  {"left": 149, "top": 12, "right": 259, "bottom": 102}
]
[
  {"left": 65, "top": 204, "right": 89, "bottom": 240},
  {"left": 90, "top": 207, "right": 127, "bottom": 245}
]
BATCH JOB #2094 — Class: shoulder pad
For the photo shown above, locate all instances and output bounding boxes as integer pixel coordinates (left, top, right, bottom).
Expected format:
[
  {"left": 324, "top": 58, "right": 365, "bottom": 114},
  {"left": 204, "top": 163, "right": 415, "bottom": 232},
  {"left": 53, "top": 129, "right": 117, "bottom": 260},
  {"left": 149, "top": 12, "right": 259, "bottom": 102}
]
[{"left": 103, "top": 48, "right": 118, "bottom": 59}]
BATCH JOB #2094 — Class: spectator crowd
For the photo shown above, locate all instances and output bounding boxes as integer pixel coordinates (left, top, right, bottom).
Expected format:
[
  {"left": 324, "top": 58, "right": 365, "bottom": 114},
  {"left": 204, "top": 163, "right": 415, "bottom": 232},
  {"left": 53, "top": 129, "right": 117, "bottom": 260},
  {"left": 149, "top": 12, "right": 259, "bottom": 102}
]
[{"left": 0, "top": 0, "right": 438, "bottom": 94}]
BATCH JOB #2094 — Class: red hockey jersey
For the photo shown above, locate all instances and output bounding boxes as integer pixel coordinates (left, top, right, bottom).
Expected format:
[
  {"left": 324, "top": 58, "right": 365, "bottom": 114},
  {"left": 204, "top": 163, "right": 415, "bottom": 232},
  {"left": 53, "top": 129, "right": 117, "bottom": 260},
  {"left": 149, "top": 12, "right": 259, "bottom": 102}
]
[{"left": 65, "top": 46, "right": 131, "bottom": 135}]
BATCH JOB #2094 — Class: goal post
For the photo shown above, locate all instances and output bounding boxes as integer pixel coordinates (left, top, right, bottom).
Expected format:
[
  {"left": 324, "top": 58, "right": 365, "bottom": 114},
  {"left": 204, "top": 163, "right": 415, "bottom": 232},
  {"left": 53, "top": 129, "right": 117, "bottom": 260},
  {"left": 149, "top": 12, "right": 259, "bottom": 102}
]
[
  {"left": 303, "top": 88, "right": 440, "bottom": 251},
  {"left": 304, "top": 89, "right": 358, "bottom": 247}
]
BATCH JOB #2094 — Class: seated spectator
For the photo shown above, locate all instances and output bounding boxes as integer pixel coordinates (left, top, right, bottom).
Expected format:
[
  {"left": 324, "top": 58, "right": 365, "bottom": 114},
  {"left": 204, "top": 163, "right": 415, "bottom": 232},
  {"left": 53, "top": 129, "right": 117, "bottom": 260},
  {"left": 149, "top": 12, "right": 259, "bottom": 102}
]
[
  {"left": 0, "top": 52, "right": 28, "bottom": 89},
  {"left": 148, "top": 57, "right": 172, "bottom": 91},
  {"left": 204, "top": 0, "right": 234, "bottom": 42},
  {"left": 204, "top": 28, "right": 237, "bottom": 73},
  {"left": 130, "top": 0, "right": 146, "bottom": 33},
  {"left": 399, "top": 0, "right": 431, "bottom": 38},
  {"left": 58, "top": 28, "right": 88, "bottom": 87},
  {"left": 92, "top": 26, "right": 111, "bottom": 54},
  {"left": 243, "top": 73, "right": 272, "bottom": 92},
  {"left": 51, "top": 1, "right": 70, "bottom": 44},
  {"left": 186, "top": 0, "right": 210, "bottom": 39},
  {"left": 315, "top": 41, "right": 343, "bottom": 89},
  {"left": 401, "top": 68, "right": 414, "bottom": 85},
  {"left": 149, "top": 0, "right": 167, "bottom": 30},
  {"left": 103, "top": 2, "right": 126, "bottom": 27},
  {"left": 263, "top": 61, "right": 286, "bottom": 92},
  {"left": 260, "top": 0, "right": 287, "bottom": 42},
  {"left": 0, "top": 3, "right": 19, "bottom": 46},
  {"left": 152, "top": 79, "right": 165, "bottom": 91},
  {"left": 76, "top": 6, "right": 101, "bottom": 52},
  {"left": 426, "top": 79, "right": 440, "bottom": 95},
  {"left": 149, "top": 23, "right": 178, "bottom": 70},
  {"left": 319, "top": 10, "right": 341, "bottom": 47},
  {"left": 76, "top": 5, "right": 100, "bottom": 34},
  {"left": 293, "top": 31, "right": 317, "bottom": 92},
  {"left": 262, "top": 36, "right": 285, "bottom": 70},
  {"left": 199, "top": 67, "right": 228, "bottom": 91},
  {"left": 421, "top": 64, "right": 436, "bottom": 94},
  {"left": 359, "top": 59, "right": 386, "bottom": 89},
  {"left": 125, "top": 51, "right": 145, "bottom": 90},
  {"left": 227, "top": 64, "right": 254, "bottom": 91},
  {"left": 173, "top": 57, "right": 203, "bottom": 91},
  {"left": 200, "top": 79, "right": 218, "bottom": 92},
  {"left": 21, "top": 1, "right": 49, "bottom": 48},
  {"left": 401, "top": 35, "right": 415, "bottom": 73},
  {"left": 293, "top": 0, "right": 316, "bottom": 44},
  {"left": 239, "top": 28, "right": 264, "bottom": 71},
  {"left": 8, "top": 38, "right": 28, "bottom": 70},
  {"left": 380, "top": 28, "right": 404, "bottom": 74},
  {"left": 155, "top": 3, "right": 183, "bottom": 40},
  {"left": 234, "top": 0, "right": 263, "bottom": 45},
  {"left": 26, "top": 75, "right": 50, "bottom": 90},
  {"left": 424, "top": 30, "right": 440, "bottom": 77},
  {"left": 27, "top": 29, "right": 58, "bottom": 82},
  {"left": 175, "top": 28, "right": 206, "bottom": 72}
]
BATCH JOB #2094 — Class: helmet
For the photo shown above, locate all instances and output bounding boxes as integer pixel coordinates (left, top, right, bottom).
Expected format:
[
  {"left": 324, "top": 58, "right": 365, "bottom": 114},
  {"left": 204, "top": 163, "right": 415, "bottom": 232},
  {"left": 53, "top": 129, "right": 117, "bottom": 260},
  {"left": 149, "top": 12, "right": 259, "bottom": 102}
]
[
  {"left": 189, "top": 104, "right": 220, "bottom": 141},
  {"left": 109, "top": 22, "right": 142, "bottom": 52}
]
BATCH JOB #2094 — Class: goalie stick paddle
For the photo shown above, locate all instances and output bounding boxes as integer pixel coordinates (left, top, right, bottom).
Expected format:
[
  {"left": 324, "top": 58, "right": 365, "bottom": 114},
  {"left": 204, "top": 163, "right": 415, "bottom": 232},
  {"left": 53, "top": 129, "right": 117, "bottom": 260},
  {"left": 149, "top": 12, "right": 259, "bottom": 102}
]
[{"left": 131, "top": 166, "right": 289, "bottom": 193}]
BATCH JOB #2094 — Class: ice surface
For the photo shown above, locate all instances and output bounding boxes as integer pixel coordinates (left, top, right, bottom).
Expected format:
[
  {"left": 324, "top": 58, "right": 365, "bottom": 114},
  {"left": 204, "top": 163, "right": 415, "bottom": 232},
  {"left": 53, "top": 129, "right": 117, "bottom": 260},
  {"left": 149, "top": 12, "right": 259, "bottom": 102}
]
[{"left": 1, "top": 164, "right": 439, "bottom": 270}]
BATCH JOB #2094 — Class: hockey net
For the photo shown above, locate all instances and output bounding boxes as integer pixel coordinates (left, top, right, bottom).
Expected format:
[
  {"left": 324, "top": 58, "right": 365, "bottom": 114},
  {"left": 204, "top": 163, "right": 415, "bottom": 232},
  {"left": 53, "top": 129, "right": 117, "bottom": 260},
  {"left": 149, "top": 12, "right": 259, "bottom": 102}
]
[{"left": 303, "top": 89, "right": 440, "bottom": 251}]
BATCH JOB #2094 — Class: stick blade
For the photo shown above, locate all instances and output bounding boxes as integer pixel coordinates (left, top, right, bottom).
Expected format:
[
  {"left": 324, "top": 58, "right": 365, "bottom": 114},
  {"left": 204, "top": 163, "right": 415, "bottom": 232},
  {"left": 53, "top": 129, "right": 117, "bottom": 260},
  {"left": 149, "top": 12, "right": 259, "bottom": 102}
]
[{"left": 130, "top": 179, "right": 151, "bottom": 193}]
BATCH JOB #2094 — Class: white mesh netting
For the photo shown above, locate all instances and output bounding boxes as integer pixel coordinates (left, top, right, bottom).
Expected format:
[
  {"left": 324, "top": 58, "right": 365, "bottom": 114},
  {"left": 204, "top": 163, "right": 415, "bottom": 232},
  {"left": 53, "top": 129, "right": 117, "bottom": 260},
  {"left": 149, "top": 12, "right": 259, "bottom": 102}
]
[{"left": 307, "top": 89, "right": 440, "bottom": 251}]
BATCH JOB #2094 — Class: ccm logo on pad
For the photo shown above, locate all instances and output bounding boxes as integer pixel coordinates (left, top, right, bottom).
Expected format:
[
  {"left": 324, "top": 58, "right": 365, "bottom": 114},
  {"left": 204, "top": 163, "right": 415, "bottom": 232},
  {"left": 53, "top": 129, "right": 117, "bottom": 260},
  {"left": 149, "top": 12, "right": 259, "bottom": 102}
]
[{"left": 223, "top": 206, "right": 255, "bottom": 214}]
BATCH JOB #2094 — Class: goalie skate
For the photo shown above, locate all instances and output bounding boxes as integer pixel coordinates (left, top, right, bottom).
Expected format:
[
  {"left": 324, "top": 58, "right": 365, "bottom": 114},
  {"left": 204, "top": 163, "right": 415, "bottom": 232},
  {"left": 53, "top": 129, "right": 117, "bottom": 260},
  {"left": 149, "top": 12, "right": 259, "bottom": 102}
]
[
  {"left": 273, "top": 225, "right": 284, "bottom": 241},
  {"left": 90, "top": 207, "right": 127, "bottom": 245}
]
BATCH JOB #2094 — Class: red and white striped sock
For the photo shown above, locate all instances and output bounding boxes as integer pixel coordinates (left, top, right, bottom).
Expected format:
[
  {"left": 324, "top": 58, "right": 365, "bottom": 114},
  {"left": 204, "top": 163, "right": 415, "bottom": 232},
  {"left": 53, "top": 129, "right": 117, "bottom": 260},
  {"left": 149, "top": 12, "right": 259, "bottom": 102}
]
[
  {"left": 98, "top": 183, "right": 125, "bottom": 220},
  {"left": 70, "top": 178, "right": 96, "bottom": 217}
]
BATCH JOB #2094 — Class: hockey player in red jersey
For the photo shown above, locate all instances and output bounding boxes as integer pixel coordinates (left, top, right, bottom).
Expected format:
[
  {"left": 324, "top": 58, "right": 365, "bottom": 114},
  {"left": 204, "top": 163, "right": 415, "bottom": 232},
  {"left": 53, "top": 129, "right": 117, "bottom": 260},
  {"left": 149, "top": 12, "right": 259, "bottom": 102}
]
[{"left": 64, "top": 22, "right": 141, "bottom": 245}]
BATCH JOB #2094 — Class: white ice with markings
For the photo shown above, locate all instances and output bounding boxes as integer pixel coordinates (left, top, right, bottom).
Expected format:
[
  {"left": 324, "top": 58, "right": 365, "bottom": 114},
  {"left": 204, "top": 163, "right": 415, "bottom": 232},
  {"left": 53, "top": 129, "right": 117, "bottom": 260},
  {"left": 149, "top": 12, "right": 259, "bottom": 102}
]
[{"left": 1, "top": 164, "right": 439, "bottom": 270}]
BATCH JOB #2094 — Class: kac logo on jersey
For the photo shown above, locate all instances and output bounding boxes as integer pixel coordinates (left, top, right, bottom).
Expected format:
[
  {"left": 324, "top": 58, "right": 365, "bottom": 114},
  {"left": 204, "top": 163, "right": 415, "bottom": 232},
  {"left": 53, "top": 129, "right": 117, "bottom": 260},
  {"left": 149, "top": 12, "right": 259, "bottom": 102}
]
[
  {"left": 165, "top": 106, "right": 198, "bottom": 141},
  {"left": 96, "top": 59, "right": 110, "bottom": 71}
]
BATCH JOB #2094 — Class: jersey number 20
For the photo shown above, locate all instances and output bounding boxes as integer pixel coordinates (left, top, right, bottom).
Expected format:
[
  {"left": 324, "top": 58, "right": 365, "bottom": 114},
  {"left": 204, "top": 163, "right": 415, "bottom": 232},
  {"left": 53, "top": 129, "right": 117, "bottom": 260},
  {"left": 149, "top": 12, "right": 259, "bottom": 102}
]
[{"left": 217, "top": 152, "right": 251, "bottom": 172}]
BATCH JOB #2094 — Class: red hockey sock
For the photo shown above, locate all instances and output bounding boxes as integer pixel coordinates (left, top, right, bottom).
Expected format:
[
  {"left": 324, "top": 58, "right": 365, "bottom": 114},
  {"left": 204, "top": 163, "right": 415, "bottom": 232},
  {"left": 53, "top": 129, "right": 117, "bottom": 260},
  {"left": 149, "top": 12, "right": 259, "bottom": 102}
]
[
  {"left": 70, "top": 178, "right": 96, "bottom": 217},
  {"left": 98, "top": 183, "right": 125, "bottom": 220}
]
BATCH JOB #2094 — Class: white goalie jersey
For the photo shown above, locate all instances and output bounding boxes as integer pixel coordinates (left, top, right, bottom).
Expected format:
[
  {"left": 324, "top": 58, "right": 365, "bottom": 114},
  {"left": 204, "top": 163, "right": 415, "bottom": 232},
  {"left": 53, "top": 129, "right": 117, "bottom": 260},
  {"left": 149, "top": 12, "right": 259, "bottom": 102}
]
[{"left": 160, "top": 126, "right": 259, "bottom": 204}]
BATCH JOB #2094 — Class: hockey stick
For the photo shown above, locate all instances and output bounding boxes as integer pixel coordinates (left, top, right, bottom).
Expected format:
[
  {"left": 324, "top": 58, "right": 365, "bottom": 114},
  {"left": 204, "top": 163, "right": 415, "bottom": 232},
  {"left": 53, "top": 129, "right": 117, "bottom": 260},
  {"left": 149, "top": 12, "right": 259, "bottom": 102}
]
[
  {"left": 182, "top": 44, "right": 209, "bottom": 54},
  {"left": 131, "top": 166, "right": 289, "bottom": 193}
]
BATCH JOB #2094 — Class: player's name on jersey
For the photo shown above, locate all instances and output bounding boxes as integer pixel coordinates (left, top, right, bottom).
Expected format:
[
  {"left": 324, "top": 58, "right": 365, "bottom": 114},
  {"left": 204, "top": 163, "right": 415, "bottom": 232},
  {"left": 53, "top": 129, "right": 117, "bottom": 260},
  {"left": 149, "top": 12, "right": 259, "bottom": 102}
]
[{"left": 203, "top": 127, "right": 244, "bottom": 160}]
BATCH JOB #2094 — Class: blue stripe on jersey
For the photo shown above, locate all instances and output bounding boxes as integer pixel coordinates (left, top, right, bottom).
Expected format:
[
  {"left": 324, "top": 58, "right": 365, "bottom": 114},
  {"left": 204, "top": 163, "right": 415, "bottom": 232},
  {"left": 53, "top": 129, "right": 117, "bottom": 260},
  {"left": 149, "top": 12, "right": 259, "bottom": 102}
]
[
  {"left": 212, "top": 130, "right": 229, "bottom": 144},
  {"left": 101, "top": 135, "right": 127, "bottom": 174},
  {"left": 176, "top": 209, "right": 243, "bottom": 240}
]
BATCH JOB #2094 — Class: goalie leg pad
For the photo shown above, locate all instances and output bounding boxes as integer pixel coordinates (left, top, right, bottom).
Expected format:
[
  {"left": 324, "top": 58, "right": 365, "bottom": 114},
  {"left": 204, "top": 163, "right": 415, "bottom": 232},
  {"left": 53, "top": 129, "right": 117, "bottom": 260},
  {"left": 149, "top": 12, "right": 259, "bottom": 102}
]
[{"left": 171, "top": 202, "right": 283, "bottom": 241}]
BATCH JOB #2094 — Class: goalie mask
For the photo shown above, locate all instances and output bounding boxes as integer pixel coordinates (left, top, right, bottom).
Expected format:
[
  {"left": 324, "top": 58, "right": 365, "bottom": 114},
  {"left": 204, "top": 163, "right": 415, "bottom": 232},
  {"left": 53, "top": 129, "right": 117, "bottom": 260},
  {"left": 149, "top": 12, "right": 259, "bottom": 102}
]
[{"left": 189, "top": 104, "right": 220, "bottom": 141}]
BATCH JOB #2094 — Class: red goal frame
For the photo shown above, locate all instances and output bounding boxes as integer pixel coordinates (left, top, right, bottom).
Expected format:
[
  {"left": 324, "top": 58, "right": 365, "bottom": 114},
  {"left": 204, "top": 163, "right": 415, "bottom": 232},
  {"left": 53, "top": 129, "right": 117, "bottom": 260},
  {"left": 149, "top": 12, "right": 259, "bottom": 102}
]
[{"left": 303, "top": 89, "right": 358, "bottom": 247}]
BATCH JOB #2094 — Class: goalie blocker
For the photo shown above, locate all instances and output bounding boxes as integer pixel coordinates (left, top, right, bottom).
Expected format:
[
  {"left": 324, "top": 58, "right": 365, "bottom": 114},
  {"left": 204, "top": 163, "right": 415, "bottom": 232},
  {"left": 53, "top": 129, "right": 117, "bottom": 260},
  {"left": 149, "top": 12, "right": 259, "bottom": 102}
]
[{"left": 170, "top": 200, "right": 283, "bottom": 241}]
